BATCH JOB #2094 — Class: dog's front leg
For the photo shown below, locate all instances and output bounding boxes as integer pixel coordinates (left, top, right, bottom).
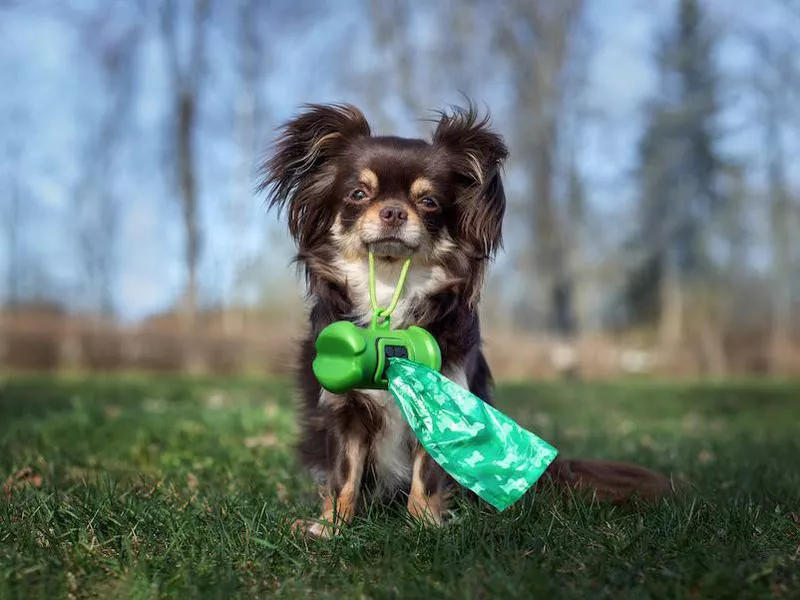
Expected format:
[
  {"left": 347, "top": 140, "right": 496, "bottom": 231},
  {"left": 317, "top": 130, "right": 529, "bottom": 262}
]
[
  {"left": 407, "top": 446, "right": 451, "bottom": 526},
  {"left": 294, "top": 393, "right": 369, "bottom": 539},
  {"left": 295, "top": 438, "right": 367, "bottom": 538},
  {"left": 406, "top": 363, "right": 467, "bottom": 526}
]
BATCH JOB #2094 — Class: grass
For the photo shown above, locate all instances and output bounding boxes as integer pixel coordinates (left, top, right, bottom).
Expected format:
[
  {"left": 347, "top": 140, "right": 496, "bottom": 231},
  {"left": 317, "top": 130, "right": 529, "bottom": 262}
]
[{"left": 1, "top": 375, "right": 798, "bottom": 599}]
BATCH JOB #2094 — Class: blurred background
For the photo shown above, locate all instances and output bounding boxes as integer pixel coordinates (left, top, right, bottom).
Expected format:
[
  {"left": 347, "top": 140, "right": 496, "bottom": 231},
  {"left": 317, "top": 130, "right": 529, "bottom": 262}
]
[{"left": 0, "top": 0, "right": 798, "bottom": 380}]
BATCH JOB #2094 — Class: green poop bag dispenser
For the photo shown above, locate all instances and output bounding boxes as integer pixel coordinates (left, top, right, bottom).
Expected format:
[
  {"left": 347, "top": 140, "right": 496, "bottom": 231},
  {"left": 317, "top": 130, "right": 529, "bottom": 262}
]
[{"left": 312, "top": 254, "right": 442, "bottom": 394}]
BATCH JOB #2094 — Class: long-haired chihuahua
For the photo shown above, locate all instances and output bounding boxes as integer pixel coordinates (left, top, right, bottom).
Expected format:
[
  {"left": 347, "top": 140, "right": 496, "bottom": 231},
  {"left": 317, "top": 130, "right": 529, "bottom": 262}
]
[{"left": 261, "top": 102, "right": 671, "bottom": 538}]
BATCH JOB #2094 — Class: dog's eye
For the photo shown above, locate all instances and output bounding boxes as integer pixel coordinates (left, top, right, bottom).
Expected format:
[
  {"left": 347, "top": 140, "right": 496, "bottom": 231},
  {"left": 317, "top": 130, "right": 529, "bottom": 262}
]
[
  {"left": 418, "top": 197, "right": 439, "bottom": 211},
  {"left": 349, "top": 189, "right": 368, "bottom": 202}
]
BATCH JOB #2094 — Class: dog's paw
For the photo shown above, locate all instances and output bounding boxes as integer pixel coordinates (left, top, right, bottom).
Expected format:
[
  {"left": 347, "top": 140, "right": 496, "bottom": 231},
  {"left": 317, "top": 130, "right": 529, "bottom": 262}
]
[
  {"left": 291, "top": 518, "right": 339, "bottom": 539},
  {"left": 406, "top": 501, "right": 446, "bottom": 529},
  {"left": 409, "top": 510, "right": 443, "bottom": 529},
  {"left": 407, "top": 489, "right": 451, "bottom": 529}
]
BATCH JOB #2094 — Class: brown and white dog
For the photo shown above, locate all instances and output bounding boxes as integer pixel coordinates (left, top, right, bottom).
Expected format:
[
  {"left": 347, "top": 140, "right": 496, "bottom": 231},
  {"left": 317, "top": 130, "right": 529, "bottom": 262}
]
[{"left": 261, "top": 102, "right": 671, "bottom": 538}]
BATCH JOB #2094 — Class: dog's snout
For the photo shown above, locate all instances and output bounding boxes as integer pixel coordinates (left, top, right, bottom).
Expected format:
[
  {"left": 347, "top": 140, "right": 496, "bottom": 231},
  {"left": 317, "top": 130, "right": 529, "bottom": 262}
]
[{"left": 379, "top": 205, "right": 408, "bottom": 226}]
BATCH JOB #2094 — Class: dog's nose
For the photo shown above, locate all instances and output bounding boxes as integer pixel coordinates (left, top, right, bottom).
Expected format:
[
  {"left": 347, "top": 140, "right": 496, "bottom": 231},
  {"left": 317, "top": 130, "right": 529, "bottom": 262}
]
[{"left": 379, "top": 205, "right": 408, "bottom": 226}]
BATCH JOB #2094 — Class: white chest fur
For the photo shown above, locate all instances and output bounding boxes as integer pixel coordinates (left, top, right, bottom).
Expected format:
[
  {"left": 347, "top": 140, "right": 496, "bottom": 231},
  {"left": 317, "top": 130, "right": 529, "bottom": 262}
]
[
  {"left": 332, "top": 256, "right": 447, "bottom": 328},
  {"left": 365, "top": 389, "right": 414, "bottom": 491}
]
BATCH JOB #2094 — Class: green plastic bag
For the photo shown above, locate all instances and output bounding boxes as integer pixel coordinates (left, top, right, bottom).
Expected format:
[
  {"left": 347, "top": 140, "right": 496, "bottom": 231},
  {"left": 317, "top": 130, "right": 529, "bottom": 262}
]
[{"left": 386, "top": 358, "right": 559, "bottom": 511}]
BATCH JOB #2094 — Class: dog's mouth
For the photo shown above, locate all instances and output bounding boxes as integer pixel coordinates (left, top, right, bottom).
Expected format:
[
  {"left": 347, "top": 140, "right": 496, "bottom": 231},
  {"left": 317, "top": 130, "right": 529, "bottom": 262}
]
[{"left": 367, "top": 237, "right": 419, "bottom": 259}]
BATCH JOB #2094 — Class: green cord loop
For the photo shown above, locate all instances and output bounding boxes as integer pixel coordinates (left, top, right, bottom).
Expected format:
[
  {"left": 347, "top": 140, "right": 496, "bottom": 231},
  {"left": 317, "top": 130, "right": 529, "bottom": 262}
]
[{"left": 368, "top": 251, "right": 412, "bottom": 327}]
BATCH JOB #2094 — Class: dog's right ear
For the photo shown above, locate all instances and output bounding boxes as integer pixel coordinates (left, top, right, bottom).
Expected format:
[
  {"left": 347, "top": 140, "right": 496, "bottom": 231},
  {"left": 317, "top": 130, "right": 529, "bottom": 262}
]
[{"left": 259, "top": 103, "right": 371, "bottom": 247}]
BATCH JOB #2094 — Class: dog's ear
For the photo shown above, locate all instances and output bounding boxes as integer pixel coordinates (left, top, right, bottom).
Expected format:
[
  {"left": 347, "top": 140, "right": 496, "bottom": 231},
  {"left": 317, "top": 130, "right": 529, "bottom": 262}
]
[
  {"left": 260, "top": 103, "right": 371, "bottom": 248},
  {"left": 432, "top": 104, "right": 508, "bottom": 258}
]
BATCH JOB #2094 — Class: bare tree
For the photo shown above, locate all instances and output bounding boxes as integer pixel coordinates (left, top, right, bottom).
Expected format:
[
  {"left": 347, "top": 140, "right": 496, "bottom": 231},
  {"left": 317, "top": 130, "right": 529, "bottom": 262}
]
[
  {"left": 2, "top": 139, "right": 26, "bottom": 316},
  {"left": 749, "top": 32, "right": 799, "bottom": 356},
  {"left": 224, "top": 0, "right": 264, "bottom": 334},
  {"left": 72, "top": 6, "right": 141, "bottom": 317},
  {"left": 159, "top": 0, "right": 209, "bottom": 368},
  {"left": 496, "top": 0, "right": 586, "bottom": 336}
]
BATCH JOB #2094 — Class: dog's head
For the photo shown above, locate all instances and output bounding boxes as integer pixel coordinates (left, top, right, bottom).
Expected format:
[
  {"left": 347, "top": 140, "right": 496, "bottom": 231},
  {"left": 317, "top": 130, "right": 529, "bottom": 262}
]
[{"left": 261, "top": 102, "right": 508, "bottom": 296}]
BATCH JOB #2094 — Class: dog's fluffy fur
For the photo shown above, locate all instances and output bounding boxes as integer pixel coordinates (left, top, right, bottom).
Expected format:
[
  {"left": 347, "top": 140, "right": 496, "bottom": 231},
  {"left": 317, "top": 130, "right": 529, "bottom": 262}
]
[{"left": 261, "top": 102, "right": 671, "bottom": 537}]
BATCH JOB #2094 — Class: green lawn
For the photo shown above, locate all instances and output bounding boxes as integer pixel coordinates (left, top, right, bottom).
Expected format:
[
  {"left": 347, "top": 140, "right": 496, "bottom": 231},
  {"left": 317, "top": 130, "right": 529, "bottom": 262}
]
[{"left": 1, "top": 375, "right": 798, "bottom": 599}]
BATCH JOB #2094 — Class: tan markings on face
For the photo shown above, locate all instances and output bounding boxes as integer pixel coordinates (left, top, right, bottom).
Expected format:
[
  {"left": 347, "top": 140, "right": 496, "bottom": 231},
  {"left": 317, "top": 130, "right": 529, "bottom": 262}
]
[
  {"left": 359, "top": 168, "right": 379, "bottom": 192},
  {"left": 410, "top": 177, "right": 434, "bottom": 199},
  {"left": 331, "top": 215, "right": 363, "bottom": 262}
]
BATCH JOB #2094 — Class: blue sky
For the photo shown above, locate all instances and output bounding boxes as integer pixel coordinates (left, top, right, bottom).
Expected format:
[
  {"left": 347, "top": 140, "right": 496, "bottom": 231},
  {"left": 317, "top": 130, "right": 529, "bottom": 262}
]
[{"left": 0, "top": 0, "right": 796, "bottom": 322}]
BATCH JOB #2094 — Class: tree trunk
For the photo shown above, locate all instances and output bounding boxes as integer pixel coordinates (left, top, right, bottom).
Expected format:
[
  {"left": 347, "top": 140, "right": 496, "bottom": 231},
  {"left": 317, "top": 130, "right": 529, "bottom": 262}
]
[
  {"left": 5, "top": 146, "right": 21, "bottom": 307},
  {"left": 161, "top": 0, "right": 209, "bottom": 373},
  {"left": 766, "top": 104, "right": 793, "bottom": 361},
  {"left": 225, "top": 0, "right": 260, "bottom": 336},
  {"left": 177, "top": 90, "right": 203, "bottom": 372},
  {"left": 659, "top": 248, "right": 683, "bottom": 348}
]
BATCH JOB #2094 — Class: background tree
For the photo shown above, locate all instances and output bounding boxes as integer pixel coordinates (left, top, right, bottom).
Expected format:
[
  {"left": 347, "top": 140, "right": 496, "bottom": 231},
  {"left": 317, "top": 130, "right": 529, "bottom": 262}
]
[
  {"left": 495, "top": 0, "right": 587, "bottom": 337},
  {"left": 627, "top": 0, "right": 725, "bottom": 352},
  {"left": 159, "top": 0, "right": 210, "bottom": 369},
  {"left": 747, "top": 31, "right": 800, "bottom": 358},
  {"left": 72, "top": 5, "right": 141, "bottom": 317}
]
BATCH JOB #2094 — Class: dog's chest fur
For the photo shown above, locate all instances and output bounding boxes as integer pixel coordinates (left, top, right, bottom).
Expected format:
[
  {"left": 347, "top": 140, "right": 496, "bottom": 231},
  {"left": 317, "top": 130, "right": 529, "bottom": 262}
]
[
  {"left": 324, "top": 256, "right": 457, "bottom": 491},
  {"left": 333, "top": 256, "right": 448, "bottom": 328}
]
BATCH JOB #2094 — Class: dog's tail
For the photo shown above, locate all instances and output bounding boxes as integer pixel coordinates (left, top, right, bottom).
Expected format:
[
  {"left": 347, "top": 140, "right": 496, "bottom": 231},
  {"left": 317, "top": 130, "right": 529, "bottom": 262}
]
[{"left": 537, "top": 456, "right": 675, "bottom": 504}]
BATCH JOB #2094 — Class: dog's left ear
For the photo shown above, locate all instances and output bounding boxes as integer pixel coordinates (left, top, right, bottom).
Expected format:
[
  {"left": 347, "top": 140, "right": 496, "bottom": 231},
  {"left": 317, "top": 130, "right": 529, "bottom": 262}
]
[
  {"left": 433, "top": 105, "right": 508, "bottom": 258},
  {"left": 259, "top": 103, "right": 371, "bottom": 249}
]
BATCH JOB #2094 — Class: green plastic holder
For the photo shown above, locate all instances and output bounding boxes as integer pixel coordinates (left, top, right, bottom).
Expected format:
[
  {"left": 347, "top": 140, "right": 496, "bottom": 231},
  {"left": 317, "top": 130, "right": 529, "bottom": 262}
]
[
  {"left": 312, "top": 318, "right": 442, "bottom": 394},
  {"left": 312, "top": 253, "right": 442, "bottom": 394}
]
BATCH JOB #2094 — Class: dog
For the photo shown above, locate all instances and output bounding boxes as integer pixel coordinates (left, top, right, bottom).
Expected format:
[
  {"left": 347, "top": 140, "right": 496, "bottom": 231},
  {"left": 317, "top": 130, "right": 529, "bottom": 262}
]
[{"left": 261, "top": 102, "right": 672, "bottom": 538}]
